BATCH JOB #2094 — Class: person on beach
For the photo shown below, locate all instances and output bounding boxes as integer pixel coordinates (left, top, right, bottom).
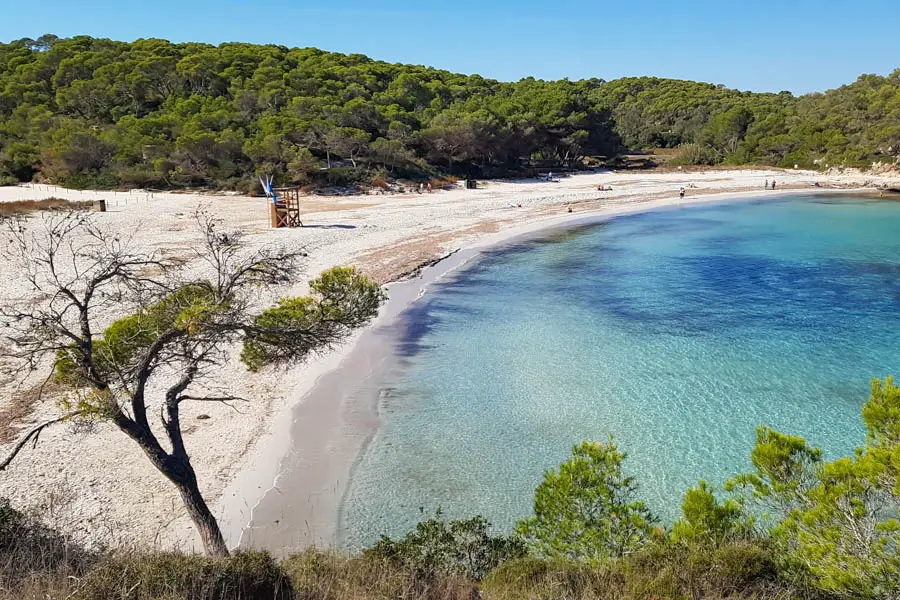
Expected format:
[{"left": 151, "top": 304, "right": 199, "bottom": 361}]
[
  {"left": 772, "top": 179, "right": 776, "bottom": 190},
  {"left": 427, "top": 182, "right": 433, "bottom": 193},
  {"left": 765, "top": 179, "right": 769, "bottom": 190},
  {"left": 679, "top": 187, "right": 685, "bottom": 200}
]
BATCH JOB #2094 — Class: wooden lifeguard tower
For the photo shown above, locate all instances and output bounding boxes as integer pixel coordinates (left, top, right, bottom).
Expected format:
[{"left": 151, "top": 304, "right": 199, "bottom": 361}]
[{"left": 260, "top": 175, "right": 303, "bottom": 228}]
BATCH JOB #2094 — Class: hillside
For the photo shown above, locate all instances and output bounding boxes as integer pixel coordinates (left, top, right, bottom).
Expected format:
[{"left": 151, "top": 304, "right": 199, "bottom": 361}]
[{"left": 1, "top": 35, "right": 899, "bottom": 191}]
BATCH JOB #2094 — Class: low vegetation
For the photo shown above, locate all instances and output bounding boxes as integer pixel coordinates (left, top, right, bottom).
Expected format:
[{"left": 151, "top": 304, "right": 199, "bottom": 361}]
[
  {"left": 0, "top": 197, "right": 92, "bottom": 216},
  {"left": 2, "top": 378, "right": 899, "bottom": 598},
  {"left": 1, "top": 36, "right": 899, "bottom": 193}
]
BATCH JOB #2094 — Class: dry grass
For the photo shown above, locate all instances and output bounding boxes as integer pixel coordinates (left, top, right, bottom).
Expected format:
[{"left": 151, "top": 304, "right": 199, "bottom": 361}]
[
  {"left": 428, "top": 177, "right": 459, "bottom": 190},
  {"left": 0, "top": 545, "right": 475, "bottom": 600},
  {"left": 0, "top": 536, "right": 810, "bottom": 600},
  {"left": 0, "top": 473, "right": 806, "bottom": 599},
  {"left": 283, "top": 550, "right": 478, "bottom": 600},
  {"left": 0, "top": 381, "right": 64, "bottom": 444},
  {"left": 482, "top": 544, "right": 792, "bottom": 600},
  {"left": 0, "top": 499, "right": 91, "bottom": 600},
  {"left": 0, "top": 197, "right": 94, "bottom": 217}
]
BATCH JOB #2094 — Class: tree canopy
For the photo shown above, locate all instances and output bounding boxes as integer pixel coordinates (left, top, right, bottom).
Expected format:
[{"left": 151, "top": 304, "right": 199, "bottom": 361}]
[{"left": 0, "top": 35, "right": 898, "bottom": 189}]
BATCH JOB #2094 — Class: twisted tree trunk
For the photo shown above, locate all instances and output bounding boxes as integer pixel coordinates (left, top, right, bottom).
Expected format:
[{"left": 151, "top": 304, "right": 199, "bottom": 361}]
[
  {"left": 170, "top": 462, "right": 229, "bottom": 556},
  {"left": 119, "top": 414, "right": 230, "bottom": 557}
]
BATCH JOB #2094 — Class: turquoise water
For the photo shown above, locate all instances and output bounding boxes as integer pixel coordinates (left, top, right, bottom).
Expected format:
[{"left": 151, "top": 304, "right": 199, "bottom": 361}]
[{"left": 339, "top": 195, "right": 900, "bottom": 547}]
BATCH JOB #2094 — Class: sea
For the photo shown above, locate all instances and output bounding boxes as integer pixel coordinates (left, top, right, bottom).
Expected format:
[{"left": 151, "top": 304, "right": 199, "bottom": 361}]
[{"left": 337, "top": 194, "right": 900, "bottom": 547}]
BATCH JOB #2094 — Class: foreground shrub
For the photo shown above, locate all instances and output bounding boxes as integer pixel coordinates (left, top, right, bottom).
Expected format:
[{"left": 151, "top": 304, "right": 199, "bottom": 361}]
[
  {"left": 515, "top": 440, "right": 657, "bottom": 563},
  {"left": 483, "top": 542, "right": 790, "bottom": 600},
  {"left": 282, "top": 549, "right": 477, "bottom": 600},
  {"left": 482, "top": 557, "right": 616, "bottom": 600},
  {"left": 75, "top": 550, "right": 291, "bottom": 600},
  {"left": 366, "top": 511, "right": 525, "bottom": 580},
  {"left": 727, "top": 378, "right": 900, "bottom": 599},
  {"left": 619, "top": 542, "right": 786, "bottom": 599},
  {"left": 0, "top": 498, "right": 91, "bottom": 590},
  {"left": 671, "top": 480, "right": 749, "bottom": 547}
]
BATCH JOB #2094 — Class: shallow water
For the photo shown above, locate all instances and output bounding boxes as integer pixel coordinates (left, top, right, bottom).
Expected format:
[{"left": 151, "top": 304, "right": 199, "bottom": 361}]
[{"left": 338, "top": 195, "right": 900, "bottom": 547}]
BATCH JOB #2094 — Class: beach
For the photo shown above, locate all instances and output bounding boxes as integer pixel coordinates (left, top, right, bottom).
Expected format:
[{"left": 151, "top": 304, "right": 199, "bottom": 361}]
[{"left": 0, "top": 167, "right": 897, "bottom": 553}]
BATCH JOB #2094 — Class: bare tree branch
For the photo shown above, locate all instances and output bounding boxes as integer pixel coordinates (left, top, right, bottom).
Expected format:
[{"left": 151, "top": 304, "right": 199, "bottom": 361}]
[{"left": 0, "top": 411, "right": 85, "bottom": 471}]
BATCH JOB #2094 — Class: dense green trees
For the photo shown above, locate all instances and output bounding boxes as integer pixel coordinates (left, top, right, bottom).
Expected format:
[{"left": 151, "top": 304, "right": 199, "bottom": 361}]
[
  {"left": 1, "top": 35, "right": 897, "bottom": 190},
  {"left": 0, "top": 36, "right": 622, "bottom": 189}
]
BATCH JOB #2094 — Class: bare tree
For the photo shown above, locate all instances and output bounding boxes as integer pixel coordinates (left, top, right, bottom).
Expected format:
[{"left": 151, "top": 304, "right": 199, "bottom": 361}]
[{"left": 0, "top": 210, "right": 385, "bottom": 556}]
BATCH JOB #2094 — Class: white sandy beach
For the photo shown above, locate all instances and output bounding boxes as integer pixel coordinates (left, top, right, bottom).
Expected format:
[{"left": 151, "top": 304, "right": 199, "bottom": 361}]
[{"left": 0, "top": 167, "right": 897, "bottom": 553}]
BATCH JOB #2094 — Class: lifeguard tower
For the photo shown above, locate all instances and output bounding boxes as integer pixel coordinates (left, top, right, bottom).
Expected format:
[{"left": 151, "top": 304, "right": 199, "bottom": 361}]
[{"left": 260, "top": 175, "right": 303, "bottom": 228}]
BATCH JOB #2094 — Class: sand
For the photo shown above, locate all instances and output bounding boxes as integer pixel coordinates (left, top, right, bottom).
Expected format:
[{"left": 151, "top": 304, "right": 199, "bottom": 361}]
[{"left": 0, "top": 167, "right": 897, "bottom": 553}]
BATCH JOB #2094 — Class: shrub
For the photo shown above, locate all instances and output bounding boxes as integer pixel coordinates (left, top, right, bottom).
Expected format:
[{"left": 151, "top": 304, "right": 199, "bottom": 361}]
[
  {"left": 428, "top": 176, "right": 458, "bottom": 190},
  {"left": 61, "top": 169, "right": 119, "bottom": 190},
  {"left": 619, "top": 541, "right": 784, "bottom": 599},
  {"left": 0, "top": 498, "right": 92, "bottom": 594},
  {"left": 482, "top": 557, "right": 614, "bottom": 600},
  {"left": 116, "top": 165, "right": 168, "bottom": 188},
  {"left": 669, "top": 143, "right": 718, "bottom": 166},
  {"left": 671, "top": 480, "right": 749, "bottom": 547},
  {"left": 725, "top": 378, "right": 900, "bottom": 599},
  {"left": 483, "top": 542, "right": 790, "bottom": 600},
  {"left": 322, "top": 166, "right": 370, "bottom": 188},
  {"left": 75, "top": 550, "right": 291, "bottom": 600},
  {"left": 515, "top": 440, "right": 657, "bottom": 563},
  {"left": 365, "top": 511, "right": 525, "bottom": 581},
  {"left": 281, "top": 549, "right": 477, "bottom": 600},
  {"left": 0, "top": 197, "right": 93, "bottom": 217}
]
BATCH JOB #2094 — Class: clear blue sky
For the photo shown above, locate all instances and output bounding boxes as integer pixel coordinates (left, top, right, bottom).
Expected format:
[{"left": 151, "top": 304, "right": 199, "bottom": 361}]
[{"left": 3, "top": 0, "right": 899, "bottom": 94}]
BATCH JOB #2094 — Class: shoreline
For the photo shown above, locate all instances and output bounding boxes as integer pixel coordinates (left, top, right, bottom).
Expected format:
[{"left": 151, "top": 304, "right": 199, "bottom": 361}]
[
  {"left": 2, "top": 169, "right": 893, "bottom": 552},
  {"left": 229, "top": 185, "right": 871, "bottom": 553}
]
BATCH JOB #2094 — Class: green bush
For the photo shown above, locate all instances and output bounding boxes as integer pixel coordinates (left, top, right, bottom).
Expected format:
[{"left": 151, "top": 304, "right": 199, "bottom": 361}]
[
  {"left": 320, "top": 166, "right": 371, "bottom": 188},
  {"left": 365, "top": 511, "right": 525, "bottom": 581},
  {"left": 619, "top": 542, "right": 785, "bottom": 599},
  {"left": 483, "top": 542, "right": 790, "bottom": 600},
  {"left": 61, "top": 170, "right": 120, "bottom": 190},
  {"left": 671, "top": 480, "right": 749, "bottom": 547},
  {"left": 515, "top": 440, "right": 658, "bottom": 563},
  {"left": 75, "top": 551, "right": 291, "bottom": 600}
]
